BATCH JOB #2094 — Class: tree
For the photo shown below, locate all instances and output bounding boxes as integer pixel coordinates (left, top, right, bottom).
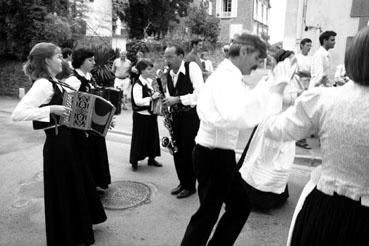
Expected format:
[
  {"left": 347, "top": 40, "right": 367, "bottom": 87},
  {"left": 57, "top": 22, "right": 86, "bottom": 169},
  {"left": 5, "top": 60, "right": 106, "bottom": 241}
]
[
  {"left": 185, "top": 5, "right": 220, "bottom": 43},
  {"left": 121, "top": 0, "right": 193, "bottom": 39},
  {"left": 0, "top": 0, "right": 87, "bottom": 60}
]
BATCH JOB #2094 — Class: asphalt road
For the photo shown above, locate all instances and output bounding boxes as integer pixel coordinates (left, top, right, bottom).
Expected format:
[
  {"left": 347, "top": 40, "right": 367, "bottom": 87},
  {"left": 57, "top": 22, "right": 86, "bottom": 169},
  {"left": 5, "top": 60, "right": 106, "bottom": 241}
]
[{"left": 0, "top": 107, "right": 314, "bottom": 246}]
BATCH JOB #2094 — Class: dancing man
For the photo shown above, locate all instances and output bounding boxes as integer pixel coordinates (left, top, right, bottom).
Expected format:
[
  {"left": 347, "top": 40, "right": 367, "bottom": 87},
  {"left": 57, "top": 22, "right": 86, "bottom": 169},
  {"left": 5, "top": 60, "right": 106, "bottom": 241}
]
[{"left": 180, "top": 33, "right": 294, "bottom": 246}]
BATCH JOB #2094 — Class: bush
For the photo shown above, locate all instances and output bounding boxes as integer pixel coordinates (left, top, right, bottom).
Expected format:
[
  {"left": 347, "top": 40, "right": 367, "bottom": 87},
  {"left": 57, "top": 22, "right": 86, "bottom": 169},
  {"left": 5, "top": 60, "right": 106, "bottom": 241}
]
[{"left": 89, "top": 46, "right": 119, "bottom": 87}]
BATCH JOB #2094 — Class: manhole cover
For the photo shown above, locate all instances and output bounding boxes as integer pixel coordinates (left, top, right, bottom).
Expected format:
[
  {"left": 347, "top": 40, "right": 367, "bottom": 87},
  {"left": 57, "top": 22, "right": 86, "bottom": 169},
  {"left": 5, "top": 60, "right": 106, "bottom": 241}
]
[{"left": 101, "top": 181, "right": 151, "bottom": 210}]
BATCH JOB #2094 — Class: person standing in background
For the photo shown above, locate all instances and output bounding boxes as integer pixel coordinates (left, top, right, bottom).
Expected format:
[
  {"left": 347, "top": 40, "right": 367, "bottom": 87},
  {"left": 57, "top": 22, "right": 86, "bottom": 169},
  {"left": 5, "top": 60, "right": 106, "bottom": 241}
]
[
  {"left": 185, "top": 39, "right": 204, "bottom": 72},
  {"left": 294, "top": 38, "right": 313, "bottom": 149},
  {"left": 112, "top": 50, "right": 132, "bottom": 110},
  {"left": 309, "top": 31, "right": 336, "bottom": 88}
]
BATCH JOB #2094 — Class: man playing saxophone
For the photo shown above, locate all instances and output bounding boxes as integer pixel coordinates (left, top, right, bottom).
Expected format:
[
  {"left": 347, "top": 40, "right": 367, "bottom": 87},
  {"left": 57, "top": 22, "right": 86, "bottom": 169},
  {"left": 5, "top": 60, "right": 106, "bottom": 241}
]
[{"left": 162, "top": 44, "right": 204, "bottom": 199}]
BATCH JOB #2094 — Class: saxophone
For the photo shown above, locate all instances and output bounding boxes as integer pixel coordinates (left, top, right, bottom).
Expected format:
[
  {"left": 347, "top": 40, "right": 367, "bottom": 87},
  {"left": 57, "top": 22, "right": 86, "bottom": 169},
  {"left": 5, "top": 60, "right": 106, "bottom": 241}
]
[{"left": 156, "top": 68, "right": 178, "bottom": 155}]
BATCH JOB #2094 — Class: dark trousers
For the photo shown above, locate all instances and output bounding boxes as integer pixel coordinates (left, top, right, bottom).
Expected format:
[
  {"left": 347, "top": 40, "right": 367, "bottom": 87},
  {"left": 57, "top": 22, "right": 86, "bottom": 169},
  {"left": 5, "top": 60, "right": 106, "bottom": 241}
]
[
  {"left": 181, "top": 145, "right": 252, "bottom": 246},
  {"left": 172, "top": 109, "right": 199, "bottom": 190}
]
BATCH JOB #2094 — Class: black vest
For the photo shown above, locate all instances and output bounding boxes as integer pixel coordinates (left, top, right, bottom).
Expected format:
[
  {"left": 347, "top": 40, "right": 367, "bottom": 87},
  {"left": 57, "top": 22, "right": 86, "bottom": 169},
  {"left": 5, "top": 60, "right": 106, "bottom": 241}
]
[
  {"left": 32, "top": 79, "right": 63, "bottom": 130},
  {"left": 131, "top": 79, "right": 153, "bottom": 112},
  {"left": 166, "top": 62, "right": 194, "bottom": 97},
  {"left": 73, "top": 70, "right": 94, "bottom": 92}
]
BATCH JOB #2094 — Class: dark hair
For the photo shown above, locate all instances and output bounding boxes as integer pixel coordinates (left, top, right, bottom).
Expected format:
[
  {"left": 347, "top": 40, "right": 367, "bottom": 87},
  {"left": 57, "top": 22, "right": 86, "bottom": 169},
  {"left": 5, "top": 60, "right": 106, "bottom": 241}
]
[
  {"left": 23, "top": 42, "right": 60, "bottom": 82},
  {"left": 319, "top": 31, "right": 337, "bottom": 45},
  {"left": 274, "top": 49, "right": 294, "bottom": 63},
  {"left": 345, "top": 26, "right": 369, "bottom": 86},
  {"left": 62, "top": 48, "right": 72, "bottom": 59},
  {"left": 190, "top": 38, "right": 202, "bottom": 48},
  {"left": 300, "top": 38, "right": 312, "bottom": 48},
  {"left": 228, "top": 33, "right": 267, "bottom": 59},
  {"left": 136, "top": 58, "right": 153, "bottom": 74},
  {"left": 72, "top": 48, "right": 94, "bottom": 68},
  {"left": 56, "top": 60, "right": 73, "bottom": 80},
  {"left": 166, "top": 44, "right": 185, "bottom": 57}
]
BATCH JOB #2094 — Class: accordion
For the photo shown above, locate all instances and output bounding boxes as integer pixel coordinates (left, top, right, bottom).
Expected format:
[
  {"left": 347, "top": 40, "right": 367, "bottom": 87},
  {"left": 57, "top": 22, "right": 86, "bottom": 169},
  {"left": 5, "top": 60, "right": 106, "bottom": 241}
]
[
  {"left": 60, "top": 92, "right": 116, "bottom": 137},
  {"left": 91, "top": 87, "right": 122, "bottom": 115}
]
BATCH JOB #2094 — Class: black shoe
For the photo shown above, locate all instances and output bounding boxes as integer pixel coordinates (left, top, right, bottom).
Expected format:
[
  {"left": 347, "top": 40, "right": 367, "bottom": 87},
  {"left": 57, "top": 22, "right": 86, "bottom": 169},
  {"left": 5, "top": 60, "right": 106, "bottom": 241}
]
[
  {"left": 296, "top": 141, "right": 311, "bottom": 149},
  {"left": 148, "top": 159, "right": 162, "bottom": 167},
  {"left": 131, "top": 162, "right": 138, "bottom": 171},
  {"left": 177, "top": 189, "right": 196, "bottom": 199},
  {"left": 170, "top": 185, "right": 183, "bottom": 195}
]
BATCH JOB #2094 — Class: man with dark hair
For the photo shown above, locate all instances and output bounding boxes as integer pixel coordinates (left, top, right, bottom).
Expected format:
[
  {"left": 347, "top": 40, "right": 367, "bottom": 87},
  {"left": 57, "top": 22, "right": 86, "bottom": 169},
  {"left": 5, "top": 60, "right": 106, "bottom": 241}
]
[
  {"left": 185, "top": 38, "right": 203, "bottom": 72},
  {"left": 295, "top": 38, "right": 313, "bottom": 150},
  {"left": 180, "top": 33, "right": 294, "bottom": 245},
  {"left": 310, "top": 30, "right": 336, "bottom": 88},
  {"left": 62, "top": 47, "right": 73, "bottom": 69},
  {"left": 162, "top": 44, "right": 204, "bottom": 199}
]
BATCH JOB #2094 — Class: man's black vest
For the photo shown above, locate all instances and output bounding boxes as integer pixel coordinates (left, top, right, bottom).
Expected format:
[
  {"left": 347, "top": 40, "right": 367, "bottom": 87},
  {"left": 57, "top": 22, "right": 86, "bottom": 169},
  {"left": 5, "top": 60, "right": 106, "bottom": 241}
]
[
  {"left": 131, "top": 78, "right": 152, "bottom": 112},
  {"left": 166, "top": 62, "right": 194, "bottom": 97},
  {"left": 32, "top": 79, "right": 63, "bottom": 130}
]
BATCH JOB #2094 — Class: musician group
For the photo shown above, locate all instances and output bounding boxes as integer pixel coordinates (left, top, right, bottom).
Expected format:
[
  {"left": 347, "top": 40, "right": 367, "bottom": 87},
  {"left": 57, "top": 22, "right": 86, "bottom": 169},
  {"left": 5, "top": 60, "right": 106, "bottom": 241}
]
[{"left": 11, "top": 26, "right": 369, "bottom": 246}]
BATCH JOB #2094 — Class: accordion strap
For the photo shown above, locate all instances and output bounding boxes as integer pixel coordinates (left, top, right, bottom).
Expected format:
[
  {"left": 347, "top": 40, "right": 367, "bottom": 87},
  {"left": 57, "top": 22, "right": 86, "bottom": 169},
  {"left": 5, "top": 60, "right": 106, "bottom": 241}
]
[{"left": 54, "top": 80, "right": 78, "bottom": 92}]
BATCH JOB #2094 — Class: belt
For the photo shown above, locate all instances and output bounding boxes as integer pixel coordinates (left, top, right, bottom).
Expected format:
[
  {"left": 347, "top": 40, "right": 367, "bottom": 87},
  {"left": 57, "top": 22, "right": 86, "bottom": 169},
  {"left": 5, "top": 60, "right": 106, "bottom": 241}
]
[{"left": 116, "top": 76, "right": 129, "bottom": 79}]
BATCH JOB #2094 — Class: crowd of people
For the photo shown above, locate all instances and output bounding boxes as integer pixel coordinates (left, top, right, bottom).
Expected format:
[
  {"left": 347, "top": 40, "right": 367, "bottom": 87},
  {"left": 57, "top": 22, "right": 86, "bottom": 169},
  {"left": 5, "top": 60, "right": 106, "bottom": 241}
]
[{"left": 10, "top": 24, "right": 369, "bottom": 245}]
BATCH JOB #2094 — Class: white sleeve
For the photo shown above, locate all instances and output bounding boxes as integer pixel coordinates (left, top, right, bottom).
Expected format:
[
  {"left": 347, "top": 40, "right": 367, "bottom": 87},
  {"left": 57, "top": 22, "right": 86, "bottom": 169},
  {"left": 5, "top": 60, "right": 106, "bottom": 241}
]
[
  {"left": 264, "top": 88, "right": 324, "bottom": 141},
  {"left": 310, "top": 54, "right": 325, "bottom": 88},
  {"left": 132, "top": 83, "right": 151, "bottom": 106},
  {"left": 11, "top": 79, "right": 53, "bottom": 122},
  {"left": 179, "top": 62, "right": 204, "bottom": 106},
  {"left": 211, "top": 76, "right": 282, "bottom": 129},
  {"left": 64, "top": 76, "right": 81, "bottom": 91}
]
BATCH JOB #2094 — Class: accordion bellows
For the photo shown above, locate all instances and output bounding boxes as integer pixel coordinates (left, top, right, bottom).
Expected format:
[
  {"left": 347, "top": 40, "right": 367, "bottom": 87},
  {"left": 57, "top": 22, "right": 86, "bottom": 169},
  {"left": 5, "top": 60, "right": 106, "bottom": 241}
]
[{"left": 61, "top": 92, "right": 116, "bottom": 137}]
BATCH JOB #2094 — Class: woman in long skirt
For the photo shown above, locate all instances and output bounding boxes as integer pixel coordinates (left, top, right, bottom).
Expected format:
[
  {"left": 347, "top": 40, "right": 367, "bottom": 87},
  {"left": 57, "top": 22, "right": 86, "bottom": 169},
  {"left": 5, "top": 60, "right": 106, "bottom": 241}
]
[
  {"left": 263, "top": 28, "right": 369, "bottom": 245},
  {"left": 12, "top": 42, "right": 106, "bottom": 245},
  {"left": 129, "top": 59, "right": 161, "bottom": 170},
  {"left": 65, "top": 48, "right": 111, "bottom": 189}
]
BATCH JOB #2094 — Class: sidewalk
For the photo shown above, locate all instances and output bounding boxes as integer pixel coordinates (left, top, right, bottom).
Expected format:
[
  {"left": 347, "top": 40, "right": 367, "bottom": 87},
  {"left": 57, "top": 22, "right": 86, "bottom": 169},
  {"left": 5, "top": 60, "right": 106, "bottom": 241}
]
[{"left": 0, "top": 95, "right": 322, "bottom": 165}]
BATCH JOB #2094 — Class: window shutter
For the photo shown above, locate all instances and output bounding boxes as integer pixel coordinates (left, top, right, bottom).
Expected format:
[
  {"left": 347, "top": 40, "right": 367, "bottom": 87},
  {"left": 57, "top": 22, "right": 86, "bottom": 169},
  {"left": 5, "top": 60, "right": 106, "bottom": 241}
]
[
  {"left": 231, "top": 0, "right": 238, "bottom": 17},
  {"left": 216, "top": 0, "right": 221, "bottom": 17}
]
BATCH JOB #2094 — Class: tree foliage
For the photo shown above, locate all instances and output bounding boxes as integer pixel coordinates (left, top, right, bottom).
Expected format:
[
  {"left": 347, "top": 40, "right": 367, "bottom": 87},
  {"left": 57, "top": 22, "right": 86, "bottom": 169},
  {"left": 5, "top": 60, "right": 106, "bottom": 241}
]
[
  {"left": 121, "top": 0, "right": 193, "bottom": 39},
  {"left": 185, "top": 5, "right": 220, "bottom": 43},
  {"left": 0, "top": 0, "right": 86, "bottom": 60}
]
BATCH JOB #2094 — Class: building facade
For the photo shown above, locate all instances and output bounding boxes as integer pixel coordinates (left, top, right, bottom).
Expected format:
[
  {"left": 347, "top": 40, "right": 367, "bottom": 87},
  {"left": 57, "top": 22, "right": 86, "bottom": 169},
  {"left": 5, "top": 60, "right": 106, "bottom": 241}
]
[
  {"left": 283, "top": 0, "right": 368, "bottom": 78},
  {"left": 204, "top": 0, "right": 270, "bottom": 42}
]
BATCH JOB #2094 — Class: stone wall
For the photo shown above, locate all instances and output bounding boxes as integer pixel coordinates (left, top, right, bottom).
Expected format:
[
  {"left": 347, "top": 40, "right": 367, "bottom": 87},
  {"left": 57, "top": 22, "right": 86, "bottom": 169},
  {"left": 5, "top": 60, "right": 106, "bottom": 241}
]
[{"left": 0, "top": 61, "right": 31, "bottom": 97}]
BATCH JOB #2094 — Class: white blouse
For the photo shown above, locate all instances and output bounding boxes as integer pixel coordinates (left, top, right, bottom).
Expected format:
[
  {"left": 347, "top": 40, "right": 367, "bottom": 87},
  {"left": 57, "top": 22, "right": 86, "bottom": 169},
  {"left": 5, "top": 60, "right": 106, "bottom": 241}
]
[
  {"left": 264, "top": 81, "right": 369, "bottom": 206},
  {"left": 132, "top": 76, "right": 153, "bottom": 115},
  {"left": 11, "top": 78, "right": 62, "bottom": 122}
]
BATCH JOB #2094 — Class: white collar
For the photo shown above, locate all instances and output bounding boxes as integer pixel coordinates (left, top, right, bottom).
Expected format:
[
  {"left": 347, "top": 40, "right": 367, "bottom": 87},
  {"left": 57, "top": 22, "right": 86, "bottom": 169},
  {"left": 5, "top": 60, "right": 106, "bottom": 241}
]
[
  {"left": 170, "top": 60, "right": 186, "bottom": 77},
  {"left": 220, "top": 59, "right": 242, "bottom": 79},
  {"left": 139, "top": 75, "right": 153, "bottom": 87},
  {"left": 318, "top": 46, "right": 329, "bottom": 56},
  {"left": 75, "top": 68, "right": 92, "bottom": 80}
]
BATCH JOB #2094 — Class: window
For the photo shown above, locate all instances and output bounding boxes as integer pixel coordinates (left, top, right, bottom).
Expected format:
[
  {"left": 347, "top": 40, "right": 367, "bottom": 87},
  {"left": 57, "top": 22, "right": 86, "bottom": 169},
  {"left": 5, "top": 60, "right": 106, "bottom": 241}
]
[
  {"left": 216, "top": 0, "right": 237, "bottom": 18},
  {"left": 222, "top": 0, "right": 232, "bottom": 17}
]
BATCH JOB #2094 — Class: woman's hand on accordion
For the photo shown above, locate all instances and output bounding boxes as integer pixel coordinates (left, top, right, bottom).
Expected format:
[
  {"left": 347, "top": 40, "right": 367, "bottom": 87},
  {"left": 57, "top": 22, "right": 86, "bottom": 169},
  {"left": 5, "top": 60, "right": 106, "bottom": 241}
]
[
  {"left": 50, "top": 105, "right": 72, "bottom": 117},
  {"left": 162, "top": 96, "right": 180, "bottom": 106}
]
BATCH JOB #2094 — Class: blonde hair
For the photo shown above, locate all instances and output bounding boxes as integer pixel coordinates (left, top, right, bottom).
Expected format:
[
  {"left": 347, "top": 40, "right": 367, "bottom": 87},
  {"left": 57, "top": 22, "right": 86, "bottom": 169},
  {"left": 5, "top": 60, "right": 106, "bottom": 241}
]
[{"left": 23, "top": 42, "right": 60, "bottom": 82}]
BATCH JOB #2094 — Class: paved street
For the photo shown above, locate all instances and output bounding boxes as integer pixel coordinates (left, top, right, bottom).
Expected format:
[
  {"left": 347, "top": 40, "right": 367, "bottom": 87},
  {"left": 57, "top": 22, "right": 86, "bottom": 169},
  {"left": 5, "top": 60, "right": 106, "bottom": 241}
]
[{"left": 0, "top": 96, "right": 317, "bottom": 246}]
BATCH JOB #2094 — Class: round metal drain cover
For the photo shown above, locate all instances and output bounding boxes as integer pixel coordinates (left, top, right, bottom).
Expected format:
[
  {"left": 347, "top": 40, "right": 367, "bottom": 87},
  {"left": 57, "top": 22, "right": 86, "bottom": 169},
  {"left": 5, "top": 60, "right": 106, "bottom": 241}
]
[{"left": 101, "top": 181, "right": 151, "bottom": 210}]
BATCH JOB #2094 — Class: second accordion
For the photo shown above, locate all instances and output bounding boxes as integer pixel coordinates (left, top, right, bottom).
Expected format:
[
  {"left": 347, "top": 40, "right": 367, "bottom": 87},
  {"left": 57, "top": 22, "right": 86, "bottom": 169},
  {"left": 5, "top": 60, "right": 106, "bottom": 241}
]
[{"left": 60, "top": 92, "right": 116, "bottom": 137}]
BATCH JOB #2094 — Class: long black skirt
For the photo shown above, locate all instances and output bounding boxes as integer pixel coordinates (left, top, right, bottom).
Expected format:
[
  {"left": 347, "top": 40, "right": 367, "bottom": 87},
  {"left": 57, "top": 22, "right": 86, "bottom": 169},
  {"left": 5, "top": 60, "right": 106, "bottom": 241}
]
[
  {"left": 129, "top": 112, "right": 160, "bottom": 164},
  {"left": 86, "top": 134, "right": 111, "bottom": 189},
  {"left": 291, "top": 187, "right": 369, "bottom": 246},
  {"left": 43, "top": 127, "right": 107, "bottom": 246}
]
